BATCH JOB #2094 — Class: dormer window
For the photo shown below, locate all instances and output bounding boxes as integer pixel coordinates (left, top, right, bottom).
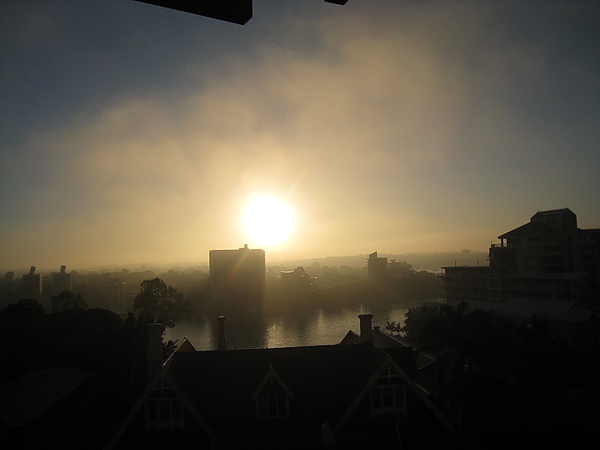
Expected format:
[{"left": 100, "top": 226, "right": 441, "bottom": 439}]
[
  {"left": 252, "top": 364, "right": 293, "bottom": 419},
  {"left": 145, "top": 375, "right": 184, "bottom": 430},
  {"left": 370, "top": 363, "right": 407, "bottom": 418},
  {"left": 256, "top": 378, "right": 290, "bottom": 418}
]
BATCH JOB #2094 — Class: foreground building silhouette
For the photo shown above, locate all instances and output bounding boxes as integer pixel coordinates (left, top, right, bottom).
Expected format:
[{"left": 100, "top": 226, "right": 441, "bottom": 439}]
[{"left": 106, "top": 320, "right": 454, "bottom": 449}]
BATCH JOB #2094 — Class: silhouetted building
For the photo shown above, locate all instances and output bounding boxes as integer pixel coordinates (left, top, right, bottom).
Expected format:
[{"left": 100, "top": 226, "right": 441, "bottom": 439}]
[
  {"left": 341, "top": 315, "right": 441, "bottom": 398},
  {"left": 279, "top": 266, "right": 314, "bottom": 295},
  {"left": 441, "top": 208, "right": 600, "bottom": 311},
  {"left": 209, "top": 244, "right": 266, "bottom": 310},
  {"left": 53, "top": 265, "right": 72, "bottom": 293},
  {"left": 22, "top": 266, "right": 43, "bottom": 303},
  {"left": 441, "top": 265, "right": 489, "bottom": 303},
  {"left": 367, "top": 251, "right": 387, "bottom": 287},
  {"left": 107, "top": 325, "right": 454, "bottom": 449}
]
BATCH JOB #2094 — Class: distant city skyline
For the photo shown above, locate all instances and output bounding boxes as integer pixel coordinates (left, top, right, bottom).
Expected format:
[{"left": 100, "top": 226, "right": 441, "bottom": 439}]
[
  {"left": 1, "top": 1, "right": 599, "bottom": 269},
  {"left": 0, "top": 248, "right": 496, "bottom": 274}
]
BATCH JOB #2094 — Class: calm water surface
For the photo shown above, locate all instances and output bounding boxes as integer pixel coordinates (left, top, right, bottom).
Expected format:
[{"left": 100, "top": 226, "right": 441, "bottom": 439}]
[{"left": 165, "top": 302, "right": 425, "bottom": 351}]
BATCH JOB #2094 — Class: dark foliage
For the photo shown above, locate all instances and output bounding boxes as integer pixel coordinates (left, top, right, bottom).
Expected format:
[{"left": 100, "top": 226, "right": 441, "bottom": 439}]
[
  {"left": 133, "top": 278, "right": 191, "bottom": 328},
  {"left": 401, "top": 302, "right": 598, "bottom": 448},
  {"left": 51, "top": 289, "right": 87, "bottom": 312},
  {"left": 0, "top": 302, "right": 150, "bottom": 390}
]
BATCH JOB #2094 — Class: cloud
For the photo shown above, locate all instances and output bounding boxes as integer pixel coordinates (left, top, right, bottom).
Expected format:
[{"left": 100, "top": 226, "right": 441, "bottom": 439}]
[{"left": 2, "top": 1, "right": 599, "bottom": 268}]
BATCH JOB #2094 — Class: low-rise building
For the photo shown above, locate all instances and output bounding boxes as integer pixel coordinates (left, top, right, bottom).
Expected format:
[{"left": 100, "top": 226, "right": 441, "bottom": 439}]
[{"left": 107, "top": 320, "right": 455, "bottom": 449}]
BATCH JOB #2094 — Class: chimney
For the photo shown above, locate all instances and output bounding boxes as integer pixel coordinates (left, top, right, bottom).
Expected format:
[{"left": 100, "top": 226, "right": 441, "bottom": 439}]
[
  {"left": 147, "top": 323, "right": 163, "bottom": 384},
  {"left": 217, "top": 316, "right": 227, "bottom": 351},
  {"left": 358, "top": 314, "right": 373, "bottom": 344}
]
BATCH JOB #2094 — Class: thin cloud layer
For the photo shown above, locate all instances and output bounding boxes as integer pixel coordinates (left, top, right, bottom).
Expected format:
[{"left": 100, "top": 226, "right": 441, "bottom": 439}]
[{"left": 1, "top": 1, "right": 599, "bottom": 268}]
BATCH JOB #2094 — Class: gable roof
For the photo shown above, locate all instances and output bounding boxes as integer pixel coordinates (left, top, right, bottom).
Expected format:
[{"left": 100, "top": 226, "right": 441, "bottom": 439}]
[
  {"left": 334, "top": 352, "right": 454, "bottom": 434},
  {"left": 104, "top": 366, "right": 219, "bottom": 449},
  {"left": 340, "top": 329, "right": 360, "bottom": 345},
  {"left": 163, "top": 336, "right": 197, "bottom": 367},
  {"left": 251, "top": 362, "right": 294, "bottom": 402},
  {"left": 108, "top": 341, "right": 455, "bottom": 447},
  {"left": 166, "top": 344, "right": 384, "bottom": 436}
]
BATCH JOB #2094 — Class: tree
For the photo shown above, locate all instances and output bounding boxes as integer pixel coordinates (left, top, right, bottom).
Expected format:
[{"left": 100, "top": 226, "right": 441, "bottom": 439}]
[
  {"left": 0, "top": 299, "right": 45, "bottom": 343},
  {"left": 51, "top": 290, "right": 87, "bottom": 312},
  {"left": 133, "top": 278, "right": 190, "bottom": 328},
  {"left": 400, "top": 304, "right": 438, "bottom": 345},
  {"left": 385, "top": 321, "right": 401, "bottom": 335}
]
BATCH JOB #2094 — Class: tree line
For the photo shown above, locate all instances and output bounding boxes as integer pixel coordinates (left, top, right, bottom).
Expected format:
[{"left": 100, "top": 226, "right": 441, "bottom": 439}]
[
  {"left": 398, "top": 302, "right": 599, "bottom": 448},
  {"left": 0, "top": 278, "right": 190, "bottom": 388}
]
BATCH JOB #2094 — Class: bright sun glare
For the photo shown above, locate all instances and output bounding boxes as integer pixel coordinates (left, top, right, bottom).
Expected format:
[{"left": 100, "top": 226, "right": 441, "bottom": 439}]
[{"left": 242, "top": 196, "right": 294, "bottom": 246}]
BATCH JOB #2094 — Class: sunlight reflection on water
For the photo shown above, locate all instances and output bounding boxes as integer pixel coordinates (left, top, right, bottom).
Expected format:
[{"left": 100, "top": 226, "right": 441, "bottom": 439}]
[{"left": 164, "top": 302, "right": 422, "bottom": 351}]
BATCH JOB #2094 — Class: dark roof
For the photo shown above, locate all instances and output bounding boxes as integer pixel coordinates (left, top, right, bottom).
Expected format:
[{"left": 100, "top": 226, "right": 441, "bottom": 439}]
[
  {"left": 340, "top": 329, "right": 418, "bottom": 378},
  {"left": 340, "top": 330, "right": 360, "bottom": 345},
  {"left": 531, "top": 208, "right": 574, "bottom": 219},
  {"left": 166, "top": 344, "right": 387, "bottom": 437},
  {"left": 498, "top": 219, "right": 558, "bottom": 239},
  {"left": 384, "top": 346, "right": 418, "bottom": 379},
  {"left": 108, "top": 342, "right": 455, "bottom": 448},
  {"left": 0, "top": 368, "right": 94, "bottom": 427},
  {"left": 177, "top": 337, "right": 197, "bottom": 352},
  {"left": 163, "top": 336, "right": 197, "bottom": 366}
]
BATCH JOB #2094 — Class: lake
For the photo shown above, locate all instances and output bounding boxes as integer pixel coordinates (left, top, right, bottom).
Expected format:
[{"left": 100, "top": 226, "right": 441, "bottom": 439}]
[{"left": 164, "top": 301, "right": 427, "bottom": 351}]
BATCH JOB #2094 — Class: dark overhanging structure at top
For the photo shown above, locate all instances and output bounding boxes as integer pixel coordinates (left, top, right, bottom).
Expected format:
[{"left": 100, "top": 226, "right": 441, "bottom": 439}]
[{"left": 133, "top": 0, "right": 349, "bottom": 25}]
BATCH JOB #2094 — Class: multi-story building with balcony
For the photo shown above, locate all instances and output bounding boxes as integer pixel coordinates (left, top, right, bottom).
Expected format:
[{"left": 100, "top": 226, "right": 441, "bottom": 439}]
[{"left": 441, "top": 208, "right": 600, "bottom": 311}]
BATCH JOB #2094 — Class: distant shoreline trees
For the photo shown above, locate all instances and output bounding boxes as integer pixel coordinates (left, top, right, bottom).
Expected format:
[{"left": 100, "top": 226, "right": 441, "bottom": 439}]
[{"left": 51, "top": 290, "right": 87, "bottom": 312}]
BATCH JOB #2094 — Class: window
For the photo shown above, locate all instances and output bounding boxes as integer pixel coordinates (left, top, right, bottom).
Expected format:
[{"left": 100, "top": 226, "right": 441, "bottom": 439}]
[
  {"left": 256, "top": 378, "right": 290, "bottom": 419},
  {"left": 370, "top": 364, "right": 407, "bottom": 418},
  {"left": 252, "top": 365, "right": 293, "bottom": 419},
  {"left": 145, "top": 376, "right": 184, "bottom": 430}
]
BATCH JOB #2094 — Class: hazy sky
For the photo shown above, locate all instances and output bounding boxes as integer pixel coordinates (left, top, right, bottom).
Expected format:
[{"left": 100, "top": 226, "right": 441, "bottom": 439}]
[{"left": 1, "top": 0, "right": 599, "bottom": 270}]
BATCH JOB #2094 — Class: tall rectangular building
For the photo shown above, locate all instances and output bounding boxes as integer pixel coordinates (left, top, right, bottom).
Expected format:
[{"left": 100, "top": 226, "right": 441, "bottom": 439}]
[
  {"left": 209, "top": 244, "right": 265, "bottom": 311},
  {"left": 367, "top": 252, "right": 387, "bottom": 287},
  {"left": 53, "top": 265, "right": 73, "bottom": 294},
  {"left": 22, "top": 266, "right": 43, "bottom": 303}
]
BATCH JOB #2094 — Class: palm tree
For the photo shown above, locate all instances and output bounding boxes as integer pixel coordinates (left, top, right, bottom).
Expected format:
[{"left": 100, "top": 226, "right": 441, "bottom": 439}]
[{"left": 385, "top": 321, "right": 400, "bottom": 335}]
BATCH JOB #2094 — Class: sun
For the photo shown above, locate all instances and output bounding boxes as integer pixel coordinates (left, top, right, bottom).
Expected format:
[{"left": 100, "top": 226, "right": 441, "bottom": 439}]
[{"left": 242, "top": 196, "right": 294, "bottom": 246}]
